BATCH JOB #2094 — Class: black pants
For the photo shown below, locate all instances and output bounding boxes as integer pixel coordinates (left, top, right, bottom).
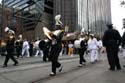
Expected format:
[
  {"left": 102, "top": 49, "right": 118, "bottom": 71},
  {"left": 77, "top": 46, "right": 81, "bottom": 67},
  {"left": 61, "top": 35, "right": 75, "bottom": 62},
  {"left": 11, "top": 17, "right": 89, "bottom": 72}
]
[
  {"left": 4, "top": 52, "right": 18, "bottom": 66},
  {"left": 78, "top": 48, "right": 86, "bottom": 64},
  {"left": 106, "top": 47, "right": 121, "bottom": 70},
  {"left": 50, "top": 46, "right": 62, "bottom": 74},
  {"left": 16, "top": 46, "right": 22, "bottom": 57},
  {"left": 43, "top": 50, "right": 50, "bottom": 61}
]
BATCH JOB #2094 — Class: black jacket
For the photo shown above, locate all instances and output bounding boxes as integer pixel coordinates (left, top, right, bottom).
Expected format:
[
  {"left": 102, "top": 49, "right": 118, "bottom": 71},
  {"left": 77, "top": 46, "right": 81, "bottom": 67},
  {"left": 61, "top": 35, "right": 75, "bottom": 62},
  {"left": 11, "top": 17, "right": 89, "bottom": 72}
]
[
  {"left": 122, "top": 32, "right": 125, "bottom": 48},
  {"left": 102, "top": 28, "right": 122, "bottom": 48}
]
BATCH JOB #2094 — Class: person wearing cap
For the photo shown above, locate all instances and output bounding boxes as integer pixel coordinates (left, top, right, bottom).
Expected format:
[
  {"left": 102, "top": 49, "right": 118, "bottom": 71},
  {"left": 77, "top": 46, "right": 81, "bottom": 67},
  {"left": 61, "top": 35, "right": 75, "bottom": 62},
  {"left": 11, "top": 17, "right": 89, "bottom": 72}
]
[
  {"left": 49, "top": 15, "right": 64, "bottom": 76},
  {"left": 102, "top": 24, "right": 122, "bottom": 71},
  {"left": 88, "top": 34, "right": 98, "bottom": 63},
  {"left": 78, "top": 32, "right": 88, "bottom": 67},
  {"left": 3, "top": 27, "right": 18, "bottom": 67}
]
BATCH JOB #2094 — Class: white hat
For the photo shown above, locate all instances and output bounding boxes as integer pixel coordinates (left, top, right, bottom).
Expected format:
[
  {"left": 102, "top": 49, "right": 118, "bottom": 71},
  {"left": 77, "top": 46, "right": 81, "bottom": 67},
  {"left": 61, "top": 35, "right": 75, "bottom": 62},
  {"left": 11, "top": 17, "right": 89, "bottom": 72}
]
[
  {"left": 90, "top": 34, "right": 94, "bottom": 37},
  {"left": 4, "top": 27, "right": 9, "bottom": 32},
  {"left": 55, "top": 14, "right": 61, "bottom": 21},
  {"left": 19, "top": 34, "right": 22, "bottom": 38},
  {"left": 9, "top": 30, "right": 15, "bottom": 34},
  {"left": 55, "top": 14, "right": 63, "bottom": 25}
]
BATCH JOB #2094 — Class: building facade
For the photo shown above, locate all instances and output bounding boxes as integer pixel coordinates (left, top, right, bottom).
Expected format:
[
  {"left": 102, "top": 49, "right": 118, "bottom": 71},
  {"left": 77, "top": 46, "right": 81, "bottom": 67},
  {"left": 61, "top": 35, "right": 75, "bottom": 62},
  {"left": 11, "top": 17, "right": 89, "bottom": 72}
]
[
  {"left": 53, "top": 0, "right": 77, "bottom": 32},
  {"left": 0, "top": 3, "right": 22, "bottom": 38},
  {"left": 54, "top": 0, "right": 112, "bottom": 35},
  {"left": 2, "top": 0, "right": 112, "bottom": 40},
  {"left": 3, "top": 0, "right": 45, "bottom": 40}
]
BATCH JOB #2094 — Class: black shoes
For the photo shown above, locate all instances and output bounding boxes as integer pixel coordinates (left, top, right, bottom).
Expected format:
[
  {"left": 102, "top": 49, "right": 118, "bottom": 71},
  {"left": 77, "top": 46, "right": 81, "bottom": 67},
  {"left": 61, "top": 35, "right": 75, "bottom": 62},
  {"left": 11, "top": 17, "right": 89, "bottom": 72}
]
[
  {"left": 13, "top": 62, "right": 18, "bottom": 66},
  {"left": 109, "top": 68, "right": 115, "bottom": 71},
  {"left": 2, "top": 65, "right": 7, "bottom": 68},
  {"left": 58, "top": 65, "right": 63, "bottom": 72},
  {"left": 117, "top": 68, "right": 121, "bottom": 70}
]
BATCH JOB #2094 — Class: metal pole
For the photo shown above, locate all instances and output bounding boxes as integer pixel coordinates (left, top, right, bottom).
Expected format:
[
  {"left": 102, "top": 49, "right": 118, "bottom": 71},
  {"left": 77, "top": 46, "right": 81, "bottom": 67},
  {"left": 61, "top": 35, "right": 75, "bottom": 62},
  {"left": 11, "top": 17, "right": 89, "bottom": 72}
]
[
  {"left": 87, "top": 0, "right": 89, "bottom": 35},
  {"left": 94, "top": 0, "right": 97, "bottom": 34},
  {"left": 1, "top": 0, "right": 4, "bottom": 39}
]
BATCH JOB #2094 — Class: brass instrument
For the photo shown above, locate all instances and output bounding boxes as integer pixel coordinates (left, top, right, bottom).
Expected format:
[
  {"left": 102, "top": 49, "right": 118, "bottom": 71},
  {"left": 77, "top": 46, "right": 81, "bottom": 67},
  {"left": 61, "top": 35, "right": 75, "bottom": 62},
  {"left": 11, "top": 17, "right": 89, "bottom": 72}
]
[
  {"left": 0, "top": 27, "right": 15, "bottom": 47},
  {"left": 0, "top": 39, "right": 6, "bottom": 48},
  {"left": 43, "top": 14, "right": 64, "bottom": 40},
  {"left": 43, "top": 27, "right": 53, "bottom": 40},
  {"left": 43, "top": 27, "right": 64, "bottom": 40}
]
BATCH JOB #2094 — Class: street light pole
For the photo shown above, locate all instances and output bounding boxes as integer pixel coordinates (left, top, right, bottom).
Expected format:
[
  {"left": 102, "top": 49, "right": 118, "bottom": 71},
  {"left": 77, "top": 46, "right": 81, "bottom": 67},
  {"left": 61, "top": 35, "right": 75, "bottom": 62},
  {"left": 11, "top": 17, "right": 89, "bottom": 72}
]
[
  {"left": 1, "top": 0, "right": 4, "bottom": 39},
  {"left": 94, "top": 0, "right": 97, "bottom": 34},
  {"left": 86, "top": 0, "right": 89, "bottom": 35}
]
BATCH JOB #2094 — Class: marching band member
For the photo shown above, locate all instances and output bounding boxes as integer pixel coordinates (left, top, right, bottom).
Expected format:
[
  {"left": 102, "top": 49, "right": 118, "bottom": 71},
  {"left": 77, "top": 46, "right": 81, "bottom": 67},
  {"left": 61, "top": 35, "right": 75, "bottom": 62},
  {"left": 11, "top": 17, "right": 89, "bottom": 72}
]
[
  {"left": 78, "top": 32, "right": 88, "bottom": 67},
  {"left": 97, "top": 36, "right": 103, "bottom": 60},
  {"left": 15, "top": 34, "right": 23, "bottom": 58},
  {"left": 87, "top": 34, "right": 98, "bottom": 63},
  {"left": 3, "top": 27, "right": 18, "bottom": 67},
  {"left": 49, "top": 15, "right": 64, "bottom": 76}
]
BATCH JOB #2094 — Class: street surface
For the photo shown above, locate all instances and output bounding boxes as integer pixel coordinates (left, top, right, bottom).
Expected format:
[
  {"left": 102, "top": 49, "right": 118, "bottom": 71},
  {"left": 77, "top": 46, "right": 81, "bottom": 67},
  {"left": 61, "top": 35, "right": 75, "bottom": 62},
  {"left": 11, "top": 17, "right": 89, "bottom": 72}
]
[{"left": 0, "top": 53, "right": 125, "bottom": 83}]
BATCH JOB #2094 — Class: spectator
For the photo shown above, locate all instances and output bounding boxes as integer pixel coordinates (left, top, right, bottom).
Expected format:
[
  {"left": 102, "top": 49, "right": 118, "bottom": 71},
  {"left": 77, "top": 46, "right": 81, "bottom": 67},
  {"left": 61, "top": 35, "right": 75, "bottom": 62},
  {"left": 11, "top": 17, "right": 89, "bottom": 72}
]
[{"left": 102, "top": 24, "right": 122, "bottom": 71}]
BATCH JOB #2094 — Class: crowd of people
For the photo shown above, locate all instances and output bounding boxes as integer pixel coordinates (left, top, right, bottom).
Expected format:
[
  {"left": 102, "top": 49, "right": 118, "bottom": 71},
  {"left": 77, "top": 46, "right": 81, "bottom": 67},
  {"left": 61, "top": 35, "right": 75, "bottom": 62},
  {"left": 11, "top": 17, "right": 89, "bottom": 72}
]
[{"left": 0, "top": 14, "right": 125, "bottom": 76}]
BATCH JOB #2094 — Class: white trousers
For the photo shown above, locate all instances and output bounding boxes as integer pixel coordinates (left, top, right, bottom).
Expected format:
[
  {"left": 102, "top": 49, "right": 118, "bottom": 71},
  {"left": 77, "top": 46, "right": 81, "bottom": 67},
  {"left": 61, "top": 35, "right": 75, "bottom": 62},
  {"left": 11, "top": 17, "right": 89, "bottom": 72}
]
[
  {"left": 35, "top": 50, "right": 43, "bottom": 57},
  {"left": 122, "top": 48, "right": 125, "bottom": 57},
  {"left": 22, "top": 48, "right": 30, "bottom": 57},
  {"left": 90, "top": 49, "right": 98, "bottom": 62}
]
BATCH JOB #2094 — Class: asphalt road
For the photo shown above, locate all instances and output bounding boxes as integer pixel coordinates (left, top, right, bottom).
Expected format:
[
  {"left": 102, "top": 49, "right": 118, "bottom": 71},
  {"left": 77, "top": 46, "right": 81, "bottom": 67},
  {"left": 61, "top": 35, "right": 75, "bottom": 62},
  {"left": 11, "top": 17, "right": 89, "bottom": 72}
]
[{"left": 0, "top": 53, "right": 125, "bottom": 83}]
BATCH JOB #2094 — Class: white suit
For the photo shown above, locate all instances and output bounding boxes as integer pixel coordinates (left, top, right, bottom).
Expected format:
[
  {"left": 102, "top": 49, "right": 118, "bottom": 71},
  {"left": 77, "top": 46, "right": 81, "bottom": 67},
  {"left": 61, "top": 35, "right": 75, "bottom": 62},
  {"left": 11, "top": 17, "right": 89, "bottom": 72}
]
[
  {"left": 88, "top": 37, "right": 98, "bottom": 62},
  {"left": 22, "top": 40, "right": 30, "bottom": 57}
]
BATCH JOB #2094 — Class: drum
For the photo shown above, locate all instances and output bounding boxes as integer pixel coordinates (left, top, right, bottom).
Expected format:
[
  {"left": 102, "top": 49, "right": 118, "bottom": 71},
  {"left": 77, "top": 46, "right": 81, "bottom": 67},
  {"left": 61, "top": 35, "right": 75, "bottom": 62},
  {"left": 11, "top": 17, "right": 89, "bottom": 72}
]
[{"left": 74, "top": 40, "right": 84, "bottom": 48}]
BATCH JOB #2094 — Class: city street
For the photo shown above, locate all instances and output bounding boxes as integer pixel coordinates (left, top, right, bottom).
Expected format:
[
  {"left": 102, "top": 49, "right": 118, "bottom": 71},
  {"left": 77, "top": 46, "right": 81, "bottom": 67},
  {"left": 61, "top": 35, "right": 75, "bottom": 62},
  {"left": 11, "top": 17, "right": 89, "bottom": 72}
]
[
  {"left": 0, "top": 53, "right": 125, "bottom": 83},
  {"left": 0, "top": 0, "right": 124, "bottom": 83}
]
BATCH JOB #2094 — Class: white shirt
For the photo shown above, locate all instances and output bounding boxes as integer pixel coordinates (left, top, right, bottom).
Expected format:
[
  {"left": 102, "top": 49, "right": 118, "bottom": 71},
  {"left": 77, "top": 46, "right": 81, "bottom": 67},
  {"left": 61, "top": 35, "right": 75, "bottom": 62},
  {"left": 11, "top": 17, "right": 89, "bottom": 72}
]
[
  {"left": 97, "top": 40, "right": 103, "bottom": 48},
  {"left": 88, "top": 38, "right": 98, "bottom": 50},
  {"left": 23, "top": 41, "right": 29, "bottom": 49}
]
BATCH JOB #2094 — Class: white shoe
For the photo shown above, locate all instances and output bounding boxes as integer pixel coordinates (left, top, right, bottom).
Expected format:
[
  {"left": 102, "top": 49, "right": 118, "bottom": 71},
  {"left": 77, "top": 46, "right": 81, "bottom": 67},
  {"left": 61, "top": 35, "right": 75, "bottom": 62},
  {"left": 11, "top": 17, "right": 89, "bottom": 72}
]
[
  {"left": 82, "top": 62, "right": 86, "bottom": 65},
  {"left": 49, "top": 72, "right": 56, "bottom": 76},
  {"left": 78, "top": 64, "right": 83, "bottom": 67}
]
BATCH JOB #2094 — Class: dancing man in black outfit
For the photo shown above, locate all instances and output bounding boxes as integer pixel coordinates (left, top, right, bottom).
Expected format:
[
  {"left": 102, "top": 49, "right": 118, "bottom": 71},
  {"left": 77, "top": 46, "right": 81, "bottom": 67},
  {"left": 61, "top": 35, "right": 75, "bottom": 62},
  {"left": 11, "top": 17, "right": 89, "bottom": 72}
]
[{"left": 47, "top": 15, "right": 64, "bottom": 76}]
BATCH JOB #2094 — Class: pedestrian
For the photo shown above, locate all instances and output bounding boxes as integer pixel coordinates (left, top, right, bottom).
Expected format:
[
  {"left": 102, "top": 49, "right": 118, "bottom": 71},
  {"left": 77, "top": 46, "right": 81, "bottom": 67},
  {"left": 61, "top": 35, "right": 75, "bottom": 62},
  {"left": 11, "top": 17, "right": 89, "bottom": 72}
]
[
  {"left": 48, "top": 14, "right": 64, "bottom": 76},
  {"left": 88, "top": 34, "right": 98, "bottom": 63},
  {"left": 122, "top": 32, "right": 125, "bottom": 67},
  {"left": 42, "top": 39, "right": 51, "bottom": 62},
  {"left": 68, "top": 41, "right": 74, "bottom": 57},
  {"left": 3, "top": 27, "right": 18, "bottom": 67},
  {"left": 21, "top": 39, "right": 30, "bottom": 57},
  {"left": 29, "top": 40, "right": 34, "bottom": 57},
  {"left": 97, "top": 36, "right": 103, "bottom": 60},
  {"left": 34, "top": 39, "right": 43, "bottom": 57},
  {"left": 102, "top": 24, "right": 122, "bottom": 71},
  {"left": 15, "top": 35, "right": 23, "bottom": 58},
  {"left": 78, "top": 33, "right": 88, "bottom": 67}
]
